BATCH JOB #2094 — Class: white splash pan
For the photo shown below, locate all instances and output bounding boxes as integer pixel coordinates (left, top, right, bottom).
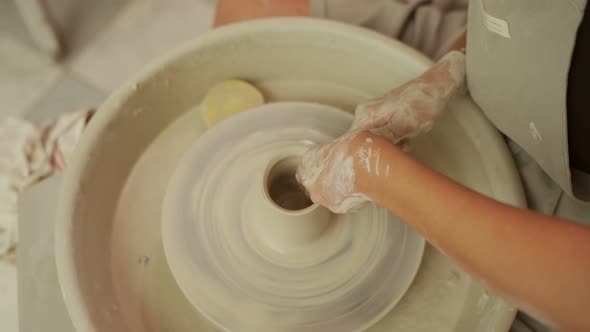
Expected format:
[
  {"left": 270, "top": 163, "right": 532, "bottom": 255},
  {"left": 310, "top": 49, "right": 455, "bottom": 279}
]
[{"left": 56, "top": 18, "right": 526, "bottom": 332}]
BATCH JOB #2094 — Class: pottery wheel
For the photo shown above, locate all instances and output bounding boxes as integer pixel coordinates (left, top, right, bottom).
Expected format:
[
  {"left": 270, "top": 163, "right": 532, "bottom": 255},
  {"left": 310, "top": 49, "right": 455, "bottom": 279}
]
[{"left": 162, "top": 102, "right": 425, "bottom": 332}]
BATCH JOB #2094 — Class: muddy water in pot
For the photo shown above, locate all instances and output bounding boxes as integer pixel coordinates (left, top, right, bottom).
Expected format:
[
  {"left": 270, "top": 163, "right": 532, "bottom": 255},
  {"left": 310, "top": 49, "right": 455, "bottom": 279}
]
[{"left": 266, "top": 157, "right": 313, "bottom": 211}]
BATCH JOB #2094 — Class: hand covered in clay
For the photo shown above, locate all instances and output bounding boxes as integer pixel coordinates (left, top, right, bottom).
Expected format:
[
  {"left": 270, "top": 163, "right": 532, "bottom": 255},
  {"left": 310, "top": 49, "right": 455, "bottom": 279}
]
[{"left": 297, "top": 51, "right": 466, "bottom": 213}]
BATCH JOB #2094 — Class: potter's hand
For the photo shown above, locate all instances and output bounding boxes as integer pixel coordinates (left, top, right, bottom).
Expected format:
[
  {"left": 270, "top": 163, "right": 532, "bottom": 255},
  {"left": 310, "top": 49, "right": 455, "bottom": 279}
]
[
  {"left": 297, "top": 51, "right": 465, "bottom": 213},
  {"left": 297, "top": 131, "right": 367, "bottom": 214},
  {"left": 352, "top": 51, "right": 465, "bottom": 144}
]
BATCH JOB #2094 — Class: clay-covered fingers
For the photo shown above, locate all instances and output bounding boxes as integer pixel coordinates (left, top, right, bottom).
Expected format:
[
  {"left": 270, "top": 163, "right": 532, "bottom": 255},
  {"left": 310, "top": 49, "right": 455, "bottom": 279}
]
[
  {"left": 297, "top": 52, "right": 465, "bottom": 213},
  {"left": 352, "top": 51, "right": 466, "bottom": 143},
  {"left": 297, "top": 131, "right": 369, "bottom": 213}
]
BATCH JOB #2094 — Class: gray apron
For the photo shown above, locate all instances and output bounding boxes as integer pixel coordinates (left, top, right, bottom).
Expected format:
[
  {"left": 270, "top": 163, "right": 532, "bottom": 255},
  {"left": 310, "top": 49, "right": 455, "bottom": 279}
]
[{"left": 466, "top": 0, "right": 588, "bottom": 202}]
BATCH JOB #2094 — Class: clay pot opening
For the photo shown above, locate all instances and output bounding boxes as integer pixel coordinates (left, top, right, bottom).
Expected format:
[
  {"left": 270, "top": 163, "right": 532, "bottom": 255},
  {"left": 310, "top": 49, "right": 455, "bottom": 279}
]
[{"left": 265, "top": 156, "right": 313, "bottom": 212}]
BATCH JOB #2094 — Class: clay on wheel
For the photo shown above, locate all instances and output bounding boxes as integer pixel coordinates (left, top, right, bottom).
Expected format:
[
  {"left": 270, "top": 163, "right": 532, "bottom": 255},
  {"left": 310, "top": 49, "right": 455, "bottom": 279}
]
[{"left": 162, "top": 102, "right": 425, "bottom": 332}]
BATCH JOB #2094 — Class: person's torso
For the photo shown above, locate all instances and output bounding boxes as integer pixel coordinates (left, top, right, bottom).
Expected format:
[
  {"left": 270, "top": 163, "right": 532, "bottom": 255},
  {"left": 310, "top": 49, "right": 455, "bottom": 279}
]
[{"left": 466, "top": 0, "right": 589, "bottom": 200}]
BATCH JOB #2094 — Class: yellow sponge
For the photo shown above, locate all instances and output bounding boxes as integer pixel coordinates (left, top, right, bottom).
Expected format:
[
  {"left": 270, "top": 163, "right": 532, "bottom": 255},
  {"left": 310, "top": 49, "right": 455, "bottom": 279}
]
[{"left": 201, "top": 79, "right": 265, "bottom": 128}]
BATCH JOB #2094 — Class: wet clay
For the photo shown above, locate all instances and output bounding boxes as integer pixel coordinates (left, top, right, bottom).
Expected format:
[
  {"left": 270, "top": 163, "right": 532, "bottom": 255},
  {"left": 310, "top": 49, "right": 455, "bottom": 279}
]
[{"left": 161, "top": 102, "right": 425, "bottom": 332}]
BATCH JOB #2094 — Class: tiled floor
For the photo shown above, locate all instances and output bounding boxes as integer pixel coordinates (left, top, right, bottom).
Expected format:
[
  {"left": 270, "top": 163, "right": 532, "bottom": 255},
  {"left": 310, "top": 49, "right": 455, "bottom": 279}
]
[
  {"left": 0, "top": 261, "right": 17, "bottom": 332},
  {"left": 23, "top": 73, "right": 105, "bottom": 122},
  {"left": 69, "top": 0, "right": 214, "bottom": 91},
  {"left": 0, "top": 34, "right": 63, "bottom": 120},
  {"left": 0, "top": 1, "right": 215, "bottom": 330}
]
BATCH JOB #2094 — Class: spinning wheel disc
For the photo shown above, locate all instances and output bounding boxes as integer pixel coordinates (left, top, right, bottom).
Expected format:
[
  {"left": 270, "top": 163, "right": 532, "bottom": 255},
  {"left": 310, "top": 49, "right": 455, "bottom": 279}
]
[{"left": 162, "top": 102, "right": 424, "bottom": 332}]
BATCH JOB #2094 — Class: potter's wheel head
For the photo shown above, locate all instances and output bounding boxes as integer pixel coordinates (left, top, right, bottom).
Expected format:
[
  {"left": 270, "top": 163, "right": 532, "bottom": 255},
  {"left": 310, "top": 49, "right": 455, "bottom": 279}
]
[{"left": 162, "top": 102, "right": 424, "bottom": 332}]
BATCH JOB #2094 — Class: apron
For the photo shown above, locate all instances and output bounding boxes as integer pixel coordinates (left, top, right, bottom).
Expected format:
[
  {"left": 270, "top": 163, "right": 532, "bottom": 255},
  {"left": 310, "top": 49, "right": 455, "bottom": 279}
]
[{"left": 466, "top": 0, "right": 588, "bottom": 201}]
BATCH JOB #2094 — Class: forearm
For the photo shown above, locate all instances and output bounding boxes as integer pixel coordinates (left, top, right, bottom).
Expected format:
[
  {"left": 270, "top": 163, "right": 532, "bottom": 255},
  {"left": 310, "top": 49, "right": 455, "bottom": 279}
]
[
  {"left": 449, "top": 31, "right": 466, "bottom": 51},
  {"left": 214, "top": 0, "right": 309, "bottom": 26},
  {"left": 354, "top": 132, "right": 590, "bottom": 331}
]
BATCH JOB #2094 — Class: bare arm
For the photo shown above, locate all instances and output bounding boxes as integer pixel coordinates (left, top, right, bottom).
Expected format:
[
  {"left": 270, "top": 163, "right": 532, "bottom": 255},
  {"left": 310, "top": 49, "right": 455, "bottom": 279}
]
[
  {"left": 349, "top": 131, "right": 590, "bottom": 332},
  {"left": 298, "top": 51, "right": 590, "bottom": 331},
  {"left": 214, "top": 0, "right": 309, "bottom": 27},
  {"left": 450, "top": 31, "right": 466, "bottom": 51}
]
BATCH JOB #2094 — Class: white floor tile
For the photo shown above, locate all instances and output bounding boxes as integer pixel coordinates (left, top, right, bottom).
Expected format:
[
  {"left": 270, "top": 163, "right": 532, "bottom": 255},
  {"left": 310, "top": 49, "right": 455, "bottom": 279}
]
[
  {"left": 24, "top": 73, "right": 106, "bottom": 121},
  {"left": 0, "top": 34, "right": 62, "bottom": 121},
  {"left": 0, "top": 0, "right": 37, "bottom": 51},
  {"left": 0, "top": 261, "right": 18, "bottom": 332},
  {"left": 46, "top": 0, "right": 132, "bottom": 58},
  {"left": 69, "top": 0, "right": 215, "bottom": 91}
]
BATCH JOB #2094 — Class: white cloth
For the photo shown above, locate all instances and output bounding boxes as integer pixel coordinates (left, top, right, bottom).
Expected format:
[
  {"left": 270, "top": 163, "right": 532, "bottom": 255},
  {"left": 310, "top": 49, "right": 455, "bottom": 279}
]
[
  {"left": 0, "top": 110, "right": 92, "bottom": 256},
  {"left": 310, "top": 0, "right": 469, "bottom": 60}
]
